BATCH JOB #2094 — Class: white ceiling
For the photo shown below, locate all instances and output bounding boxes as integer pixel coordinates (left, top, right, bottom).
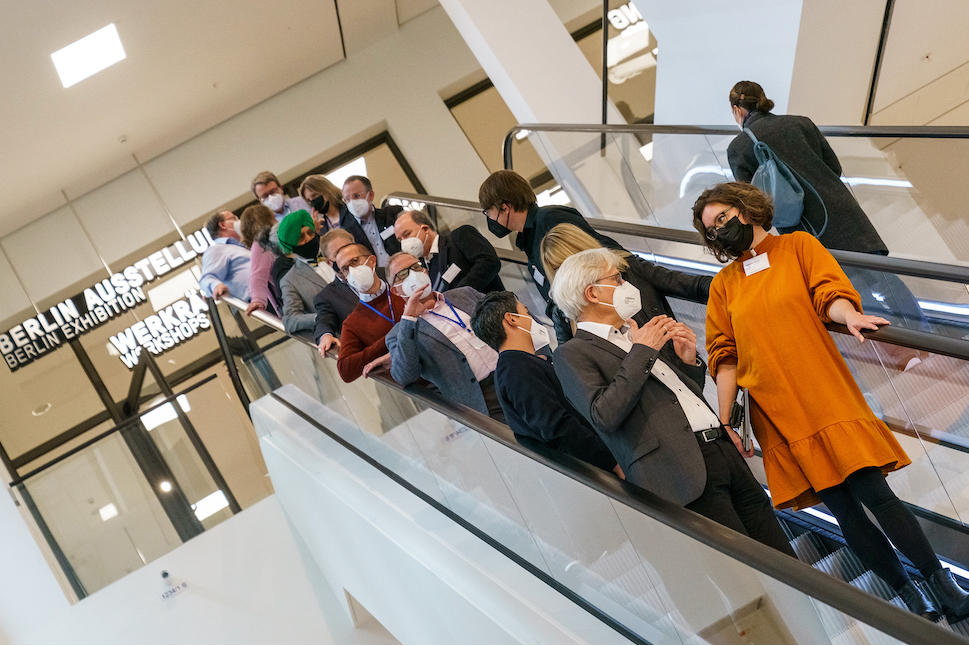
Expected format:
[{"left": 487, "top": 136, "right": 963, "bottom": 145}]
[{"left": 0, "top": 0, "right": 437, "bottom": 239}]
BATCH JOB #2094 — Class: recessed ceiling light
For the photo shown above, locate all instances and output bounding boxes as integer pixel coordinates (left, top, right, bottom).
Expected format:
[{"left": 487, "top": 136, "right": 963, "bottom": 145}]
[
  {"left": 31, "top": 403, "right": 52, "bottom": 417},
  {"left": 98, "top": 503, "right": 118, "bottom": 521},
  {"left": 51, "top": 23, "right": 126, "bottom": 89},
  {"left": 159, "top": 480, "right": 173, "bottom": 493}
]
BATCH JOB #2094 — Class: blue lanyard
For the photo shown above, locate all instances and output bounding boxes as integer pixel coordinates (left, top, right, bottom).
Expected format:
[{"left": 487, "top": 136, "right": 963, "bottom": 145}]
[
  {"left": 359, "top": 288, "right": 395, "bottom": 325},
  {"left": 427, "top": 298, "right": 466, "bottom": 330}
]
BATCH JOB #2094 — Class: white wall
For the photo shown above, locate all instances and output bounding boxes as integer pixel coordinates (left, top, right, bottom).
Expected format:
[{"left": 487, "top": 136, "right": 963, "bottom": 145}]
[
  {"left": 788, "top": 0, "right": 885, "bottom": 124},
  {"left": 18, "top": 495, "right": 383, "bottom": 645},
  {"left": 0, "top": 476, "right": 71, "bottom": 641},
  {"left": 0, "top": 6, "right": 489, "bottom": 310},
  {"left": 631, "top": 0, "right": 803, "bottom": 125}
]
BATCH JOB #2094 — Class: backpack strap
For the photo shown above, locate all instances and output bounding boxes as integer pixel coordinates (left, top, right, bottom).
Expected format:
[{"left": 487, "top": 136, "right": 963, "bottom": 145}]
[{"left": 746, "top": 127, "right": 829, "bottom": 238}]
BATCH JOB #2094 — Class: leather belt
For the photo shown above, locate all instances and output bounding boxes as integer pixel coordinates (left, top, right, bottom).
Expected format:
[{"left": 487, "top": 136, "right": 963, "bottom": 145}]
[{"left": 695, "top": 426, "right": 726, "bottom": 443}]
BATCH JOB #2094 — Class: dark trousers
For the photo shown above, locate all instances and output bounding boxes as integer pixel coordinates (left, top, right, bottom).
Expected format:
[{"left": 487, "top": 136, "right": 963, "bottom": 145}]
[
  {"left": 686, "top": 437, "right": 796, "bottom": 557},
  {"left": 818, "top": 467, "right": 942, "bottom": 590}
]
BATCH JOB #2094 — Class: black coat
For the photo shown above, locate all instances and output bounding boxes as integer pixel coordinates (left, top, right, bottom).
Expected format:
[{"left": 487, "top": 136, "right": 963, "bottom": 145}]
[
  {"left": 515, "top": 203, "right": 623, "bottom": 304},
  {"left": 312, "top": 278, "right": 359, "bottom": 343},
  {"left": 494, "top": 350, "right": 616, "bottom": 471},
  {"left": 430, "top": 226, "right": 504, "bottom": 293},
  {"left": 338, "top": 204, "right": 403, "bottom": 257},
  {"left": 727, "top": 111, "right": 887, "bottom": 254}
]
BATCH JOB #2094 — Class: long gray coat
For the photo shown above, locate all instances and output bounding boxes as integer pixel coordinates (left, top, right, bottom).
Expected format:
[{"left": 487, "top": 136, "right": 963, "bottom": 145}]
[
  {"left": 385, "top": 287, "right": 489, "bottom": 414},
  {"left": 553, "top": 331, "right": 709, "bottom": 506},
  {"left": 727, "top": 111, "right": 888, "bottom": 255}
]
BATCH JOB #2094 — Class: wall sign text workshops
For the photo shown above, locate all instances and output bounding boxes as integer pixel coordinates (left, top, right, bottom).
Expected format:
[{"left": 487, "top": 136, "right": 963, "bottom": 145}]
[{"left": 0, "top": 229, "right": 213, "bottom": 372}]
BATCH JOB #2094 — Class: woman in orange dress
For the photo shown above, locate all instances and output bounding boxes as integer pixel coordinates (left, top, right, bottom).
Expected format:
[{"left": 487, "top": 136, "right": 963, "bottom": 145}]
[{"left": 694, "top": 182, "right": 969, "bottom": 622}]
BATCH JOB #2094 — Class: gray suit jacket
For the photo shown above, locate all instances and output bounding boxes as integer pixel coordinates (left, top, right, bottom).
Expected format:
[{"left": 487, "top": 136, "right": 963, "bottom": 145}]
[
  {"left": 385, "top": 287, "right": 489, "bottom": 414},
  {"left": 280, "top": 259, "right": 330, "bottom": 335},
  {"left": 553, "top": 330, "right": 708, "bottom": 505}
]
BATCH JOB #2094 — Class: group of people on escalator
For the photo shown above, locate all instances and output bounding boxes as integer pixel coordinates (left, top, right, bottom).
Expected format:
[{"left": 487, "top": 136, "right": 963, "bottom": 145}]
[{"left": 196, "top": 80, "right": 966, "bottom": 623}]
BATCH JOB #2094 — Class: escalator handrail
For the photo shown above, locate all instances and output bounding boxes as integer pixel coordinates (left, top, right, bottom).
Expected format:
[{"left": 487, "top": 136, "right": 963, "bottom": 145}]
[
  {"left": 387, "top": 191, "right": 969, "bottom": 364},
  {"left": 503, "top": 122, "right": 969, "bottom": 171},
  {"left": 218, "top": 294, "right": 964, "bottom": 645},
  {"left": 391, "top": 191, "right": 969, "bottom": 284}
]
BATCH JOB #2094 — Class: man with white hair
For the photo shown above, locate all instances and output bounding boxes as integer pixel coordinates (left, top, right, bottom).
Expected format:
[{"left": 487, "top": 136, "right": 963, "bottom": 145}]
[{"left": 551, "top": 248, "right": 793, "bottom": 555}]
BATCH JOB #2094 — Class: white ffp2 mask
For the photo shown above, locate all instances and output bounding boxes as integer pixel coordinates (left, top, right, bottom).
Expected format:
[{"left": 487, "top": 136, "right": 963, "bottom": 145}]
[{"left": 593, "top": 280, "right": 642, "bottom": 321}]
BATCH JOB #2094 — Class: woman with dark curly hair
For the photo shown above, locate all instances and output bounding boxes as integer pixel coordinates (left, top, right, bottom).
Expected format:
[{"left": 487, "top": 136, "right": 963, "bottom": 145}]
[{"left": 694, "top": 181, "right": 969, "bottom": 622}]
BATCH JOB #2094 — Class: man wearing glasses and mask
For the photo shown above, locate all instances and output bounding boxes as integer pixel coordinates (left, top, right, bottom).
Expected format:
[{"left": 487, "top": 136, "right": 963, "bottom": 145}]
[
  {"left": 384, "top": 252, "right": 505, "bottom": 421},
  {"left": 333, "top": 243, "right": 405, "bottom": 383}
]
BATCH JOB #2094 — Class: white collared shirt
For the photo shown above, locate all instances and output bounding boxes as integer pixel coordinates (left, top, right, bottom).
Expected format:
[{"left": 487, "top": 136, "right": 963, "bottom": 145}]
[
  {"left": 425, "top": 233, "right": 440, "bottom": 262},
  {"left": 576, "top": 321, "right": 720, "bottom": 431}
]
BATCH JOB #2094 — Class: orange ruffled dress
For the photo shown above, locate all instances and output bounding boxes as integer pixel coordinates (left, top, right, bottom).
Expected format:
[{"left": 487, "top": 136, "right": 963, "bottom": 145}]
[{"left": 706, "top": 232, "right": 910, "bottom": 510}]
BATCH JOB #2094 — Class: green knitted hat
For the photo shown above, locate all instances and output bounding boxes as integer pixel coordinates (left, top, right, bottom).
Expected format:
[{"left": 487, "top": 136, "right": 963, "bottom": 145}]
[{"left": 277, "top": 209, "right": 314, "bottom": 253}]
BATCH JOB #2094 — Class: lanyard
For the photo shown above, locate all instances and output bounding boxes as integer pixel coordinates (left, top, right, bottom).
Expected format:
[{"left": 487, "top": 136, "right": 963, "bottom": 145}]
[
  {"left": 359, "top": 288, "right": 395, "bottom": 325},
  {"left": 427, "top": 298, "right": 466, "bottom": 330}
]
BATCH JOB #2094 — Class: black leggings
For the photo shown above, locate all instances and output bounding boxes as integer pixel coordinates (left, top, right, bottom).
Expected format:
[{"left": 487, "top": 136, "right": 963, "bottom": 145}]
[{"left": 817, "top": 467, "right": 941, "bottom": 590}]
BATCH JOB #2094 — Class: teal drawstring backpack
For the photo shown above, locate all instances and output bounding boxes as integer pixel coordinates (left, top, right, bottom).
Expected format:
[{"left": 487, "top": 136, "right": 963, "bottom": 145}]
[{"left": 744, "top": 127, "right": 828, "bottom": 238}]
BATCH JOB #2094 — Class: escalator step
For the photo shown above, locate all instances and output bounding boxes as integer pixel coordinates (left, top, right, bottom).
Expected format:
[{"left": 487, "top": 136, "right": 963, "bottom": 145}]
[
  {"left": 790, "top": 531, "right": 829, "bottom": 565},
  {"left": 849, "top": 571, "right": 901, "bottom": 604},
  {"left": 815, "top": 549, "right": 867, "bottom": 583}
]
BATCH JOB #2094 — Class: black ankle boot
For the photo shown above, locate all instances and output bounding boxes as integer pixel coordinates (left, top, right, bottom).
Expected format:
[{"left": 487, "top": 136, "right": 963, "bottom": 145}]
[
  {"left": 896, "top": 580, "right": 941, "bottom": 621},
  {"left": 927, "top": 568, "right": 969, "bottom": 620}
]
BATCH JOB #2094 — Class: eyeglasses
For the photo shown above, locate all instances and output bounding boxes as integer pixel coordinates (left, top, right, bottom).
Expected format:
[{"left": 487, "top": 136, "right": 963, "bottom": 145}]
[
  {"left": 338, "top": 254, "right": 370, "bottom": 274},
  {"left": 481, "top": 201, "right": 507, "bottom": 218},
  {"left": 392, "top": 263, "right": 425, "bottom": 285},
  {"left": 593, "top": 272, "right": 623, "bottom": 286},
  {"left": 705, "top": 207, "right": 738, "bottom": 241},
  {"left": 344, "top": 190, "right": 370, "bottom": 201}
]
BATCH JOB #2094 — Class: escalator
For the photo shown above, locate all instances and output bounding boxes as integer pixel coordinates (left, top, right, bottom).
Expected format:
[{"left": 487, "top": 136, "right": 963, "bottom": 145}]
[{"left": 207, "top": 121, "right": 969, "bottom": 644}]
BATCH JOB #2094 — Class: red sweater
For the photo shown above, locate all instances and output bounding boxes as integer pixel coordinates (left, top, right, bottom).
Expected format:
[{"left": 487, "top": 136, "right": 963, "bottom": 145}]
[{"left": 337, "top": 289, "right": 405, "bottom": 382}]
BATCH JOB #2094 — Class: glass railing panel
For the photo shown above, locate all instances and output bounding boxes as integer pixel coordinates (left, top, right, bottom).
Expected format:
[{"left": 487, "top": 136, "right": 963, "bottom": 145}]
[
  {"left": 661, "top": 291, "right": 969, "bottom": 535},
  {"left": 263, "top": 365, "right": 931, "bottom": 644},
  {"left": 513, "top": 126, "right": 969, "bottom": 268},
  {"left": 18, "top": 428, "right": 183, "bottom": 594}
]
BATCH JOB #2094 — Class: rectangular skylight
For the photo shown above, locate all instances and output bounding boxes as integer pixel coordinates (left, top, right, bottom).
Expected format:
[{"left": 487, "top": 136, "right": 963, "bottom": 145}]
[{"left": 51, "top": 23, "right": 126, "bottom": 88}]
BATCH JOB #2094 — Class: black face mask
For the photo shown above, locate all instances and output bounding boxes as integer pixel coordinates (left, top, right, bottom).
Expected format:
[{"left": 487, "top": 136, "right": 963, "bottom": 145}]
[
  {"left": 714, "top": 217, "right": 754, "bottom": 257},
  {"left": 486, "top": 206, "right": 512, "bottom": 239},
  {"left": 310, "top": 195, "right": 329, "bottom": 215},
  {"left": 293, "top": 234, "right": 321, "bottom": 260}
]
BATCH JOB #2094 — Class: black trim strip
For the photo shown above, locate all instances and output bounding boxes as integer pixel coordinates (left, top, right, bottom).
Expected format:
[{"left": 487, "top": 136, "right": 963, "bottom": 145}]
[
  {"left": 207, "top": 297, "right": 252, "bottom": 417},
  {"left": 864, "top": 0, "right": 897, "bottom": 125},
  {"left": 334, "top": 0, "right": 347, "bottom": 60},
  {"left": 268, "top": 391, "right": 648, "bottom": 645}
]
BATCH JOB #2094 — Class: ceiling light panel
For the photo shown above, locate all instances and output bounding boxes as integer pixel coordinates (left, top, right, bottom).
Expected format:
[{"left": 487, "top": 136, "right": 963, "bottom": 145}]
[{"left": 51, "top": 23, "right": 126, "bottom": 88}]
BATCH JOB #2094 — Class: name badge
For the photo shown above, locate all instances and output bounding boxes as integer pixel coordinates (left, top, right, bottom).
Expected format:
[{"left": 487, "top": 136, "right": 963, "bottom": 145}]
[
  {"left": 442, "top": 263, "right": 461, "bottom": 283},
  {"left": 532, "top": 267, "right": 545, "bottom": 286},
  {"left": 380, "top": 226, "right": 395, "bottom": 240},
  {"left": 743, "top": 252, "right": 770, "bottom": 276}
]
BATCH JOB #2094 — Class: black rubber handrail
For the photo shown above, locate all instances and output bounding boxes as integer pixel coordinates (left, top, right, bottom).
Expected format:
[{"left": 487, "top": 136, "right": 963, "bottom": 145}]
[
  {"left": 388, "top": 191, "right": 969, "bottom": 364},
  {"left": 219, "top": 294, "right": 963, "bottom": 645},
  {"left": 503, "top": 122, "right": 969, "bottom": 169}
]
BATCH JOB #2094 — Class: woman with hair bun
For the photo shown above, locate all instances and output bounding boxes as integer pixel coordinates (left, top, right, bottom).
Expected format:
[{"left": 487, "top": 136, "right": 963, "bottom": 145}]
[
  {"left": 727, "top": 80, "right": 884, "bottom": 253},
  {"left": 727, "top": 81, "right": 930, "bottom": 364}
]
